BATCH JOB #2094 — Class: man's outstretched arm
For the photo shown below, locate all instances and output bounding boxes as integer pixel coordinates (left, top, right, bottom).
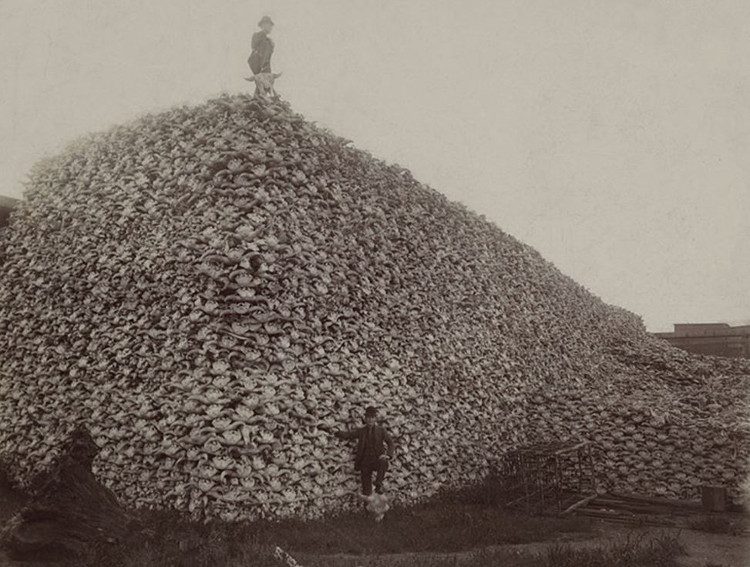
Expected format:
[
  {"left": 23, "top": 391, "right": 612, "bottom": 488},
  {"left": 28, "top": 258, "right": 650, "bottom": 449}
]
[{"left": 335, "top": 427, "right": 360, "bottom": 440}]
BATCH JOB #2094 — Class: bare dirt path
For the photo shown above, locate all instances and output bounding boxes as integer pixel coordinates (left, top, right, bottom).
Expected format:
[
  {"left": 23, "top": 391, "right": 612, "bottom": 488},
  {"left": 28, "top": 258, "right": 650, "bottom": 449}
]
[
  {"left": 673, "top": 528, "right": 749, "bottom": 567},
  {"left": 0, "top": 523, "right": 746, "bottom": 566},
  {"left": 296, "top": 525, "right": 749, "bottom": 567}
]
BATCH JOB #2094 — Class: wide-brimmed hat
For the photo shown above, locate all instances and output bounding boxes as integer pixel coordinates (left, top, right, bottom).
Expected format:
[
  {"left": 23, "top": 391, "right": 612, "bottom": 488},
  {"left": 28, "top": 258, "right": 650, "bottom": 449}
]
[{"left": 258, "top": 16, "right": 274, "bottom": 27}]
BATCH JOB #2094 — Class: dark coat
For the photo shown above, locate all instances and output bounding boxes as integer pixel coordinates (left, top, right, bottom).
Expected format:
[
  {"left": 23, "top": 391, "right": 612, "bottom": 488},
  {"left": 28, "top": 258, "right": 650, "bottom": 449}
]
[
  {"left": 248, "top": 31, "right": 274, "bottom": 74},
  {"left": 337, "top": 425, "right": 395, "bottom": 471}
]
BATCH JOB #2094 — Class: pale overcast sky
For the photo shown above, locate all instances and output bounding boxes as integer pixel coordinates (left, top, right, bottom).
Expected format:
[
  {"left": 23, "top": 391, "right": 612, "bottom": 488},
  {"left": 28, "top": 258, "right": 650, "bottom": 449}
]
[{"left": 1, "top": 0, "right": 748, "bottom": 332}]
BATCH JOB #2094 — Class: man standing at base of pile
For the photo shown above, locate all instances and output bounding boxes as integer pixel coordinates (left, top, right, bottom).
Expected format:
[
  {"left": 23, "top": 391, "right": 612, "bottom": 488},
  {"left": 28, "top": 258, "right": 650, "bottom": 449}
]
[{"left": 335, "top": 406, "right": 395, "bottom": 496}]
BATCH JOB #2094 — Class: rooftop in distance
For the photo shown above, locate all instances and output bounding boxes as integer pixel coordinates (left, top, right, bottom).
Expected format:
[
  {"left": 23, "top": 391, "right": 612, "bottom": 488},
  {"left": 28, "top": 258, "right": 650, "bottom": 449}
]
[
  {"left": 653, "top": 323, "right": 750, "bottom": 358},
  {"left": 0, "top": 195, "right": 19, "bottom": 228}
]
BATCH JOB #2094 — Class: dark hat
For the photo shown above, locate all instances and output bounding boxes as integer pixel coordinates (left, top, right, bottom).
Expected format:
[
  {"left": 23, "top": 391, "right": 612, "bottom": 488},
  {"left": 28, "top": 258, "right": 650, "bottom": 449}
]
[
  {"left": 365, "top": 406, "right": 378, "bottom": 417},
  {"left": 258, "top": 15, "right": 274, "bottom": 27}
]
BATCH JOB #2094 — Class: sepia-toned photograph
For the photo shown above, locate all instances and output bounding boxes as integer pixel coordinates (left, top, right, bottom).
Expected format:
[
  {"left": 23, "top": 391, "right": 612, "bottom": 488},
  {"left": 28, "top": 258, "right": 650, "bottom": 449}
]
[{"left": 0, "top": 1, "right": 748, "bottom": 565}]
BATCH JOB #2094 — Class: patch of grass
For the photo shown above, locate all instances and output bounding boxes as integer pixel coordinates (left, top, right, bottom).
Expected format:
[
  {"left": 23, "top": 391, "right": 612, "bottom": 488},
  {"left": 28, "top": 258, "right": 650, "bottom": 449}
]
[
  {"left": 0, "top": 477, "right": 591, "bottom": 566},
  {"left": 261, "top": 500, "right": 591, "bottom": 555},
  {"left": 300, "top": 532, "right": 686, "bottom": 567},
  {"left": 82, "top": 514, "right": 280, "bottom": 567},
  {"left": 688, "top": 514, "right": 746, "bottom": 536},
  {"left": 540, "top": 531, "right": 684, "bottom": 567},
  {"left": 302, "top": 548, "right": 540, "bottom": 567},
  {"left": 75, "top": 496, "right": 593, "bottom": 566}
]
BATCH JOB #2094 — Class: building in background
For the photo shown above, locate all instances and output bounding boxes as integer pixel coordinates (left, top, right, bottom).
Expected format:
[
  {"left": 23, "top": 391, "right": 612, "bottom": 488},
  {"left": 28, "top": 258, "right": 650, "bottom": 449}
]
[
  {"left": 0, "top": 195, "right": 18, "bottom": 229},
  {"left": 654, "top": 323, "right": 750, "bottom": 358}
]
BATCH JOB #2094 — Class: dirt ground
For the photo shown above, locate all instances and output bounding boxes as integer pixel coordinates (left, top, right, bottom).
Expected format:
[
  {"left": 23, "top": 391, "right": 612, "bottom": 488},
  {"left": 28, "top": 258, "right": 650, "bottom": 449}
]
[
  {"left": 292, "top": 524, "right": 749, "bottom": 567},
  {"left": 1, "top": 519, "right": 746, "bottom": 567},
  {"left": 672, "top": 527, "right": 749, "bottom": 567},
  {"left": 1, "top": 474, "right": 747, "bottom": 567}
]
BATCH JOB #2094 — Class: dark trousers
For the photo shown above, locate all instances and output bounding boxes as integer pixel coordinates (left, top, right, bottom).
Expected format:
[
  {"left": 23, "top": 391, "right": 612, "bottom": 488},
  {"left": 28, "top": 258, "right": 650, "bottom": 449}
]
[
  {"left": 248, "top": 54, "right": 271, "bottom": 75},
  {"left": 360, "top": 459, "right": 388, "bottom": 495}
]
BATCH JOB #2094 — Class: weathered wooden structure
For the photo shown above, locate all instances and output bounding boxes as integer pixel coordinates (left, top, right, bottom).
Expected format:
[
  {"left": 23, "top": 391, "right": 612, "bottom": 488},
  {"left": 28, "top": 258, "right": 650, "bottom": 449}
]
[{"left": 494, "top": 440, "right": 599, "bottom": 515}]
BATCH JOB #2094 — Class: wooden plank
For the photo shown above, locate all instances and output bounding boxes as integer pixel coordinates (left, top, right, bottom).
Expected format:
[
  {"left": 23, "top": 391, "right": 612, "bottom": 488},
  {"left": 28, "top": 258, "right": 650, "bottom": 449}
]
[
  {"left": 586, "top": 502, "right": 695, "bottom": 516},
  {"left": 560, "top": 493, "right": 598, "bottom": 516},
  {"left": 594, "top": 498, "right": 679, "bottom": 514},
  {"left": 582, "top": 515, "right": 678, "bottom": 528},
  {"left": 607, "top": 491, "right": 702, "bottom": 509},
  {"left": 576, "top": 508, "right": 635, "bottom": 519}
]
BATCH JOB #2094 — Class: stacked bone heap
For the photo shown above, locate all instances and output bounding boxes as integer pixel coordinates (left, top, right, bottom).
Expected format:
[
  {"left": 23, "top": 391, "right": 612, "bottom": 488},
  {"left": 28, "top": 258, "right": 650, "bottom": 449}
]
[{"left": 0, "top": 95, "right": 748, "bottom": 522}]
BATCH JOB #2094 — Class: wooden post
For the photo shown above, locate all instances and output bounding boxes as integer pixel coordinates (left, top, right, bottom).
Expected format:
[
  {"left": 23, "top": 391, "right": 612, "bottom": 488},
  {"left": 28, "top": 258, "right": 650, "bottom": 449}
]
[
  {"left": 701, "top": 485, "right": 727, "bottom": 512},
  {"left": 560, "top": 493, "right": 599, "bottom": 516}
]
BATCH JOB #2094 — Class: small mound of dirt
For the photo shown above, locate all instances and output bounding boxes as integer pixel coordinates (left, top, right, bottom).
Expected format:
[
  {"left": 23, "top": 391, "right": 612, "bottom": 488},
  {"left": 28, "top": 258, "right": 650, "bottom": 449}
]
[{"left": 1, "top": 427, "right": 139, "bottom": 562}]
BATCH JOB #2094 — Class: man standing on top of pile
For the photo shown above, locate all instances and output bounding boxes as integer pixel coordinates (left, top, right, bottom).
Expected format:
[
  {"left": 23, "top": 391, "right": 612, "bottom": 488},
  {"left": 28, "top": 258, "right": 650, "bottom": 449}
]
[
  {"left": 247, "top": 15, "right": 281, "bottom": 100},
  {"left": 249, "top": 16, "right": 274, "bottom": 75}
]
